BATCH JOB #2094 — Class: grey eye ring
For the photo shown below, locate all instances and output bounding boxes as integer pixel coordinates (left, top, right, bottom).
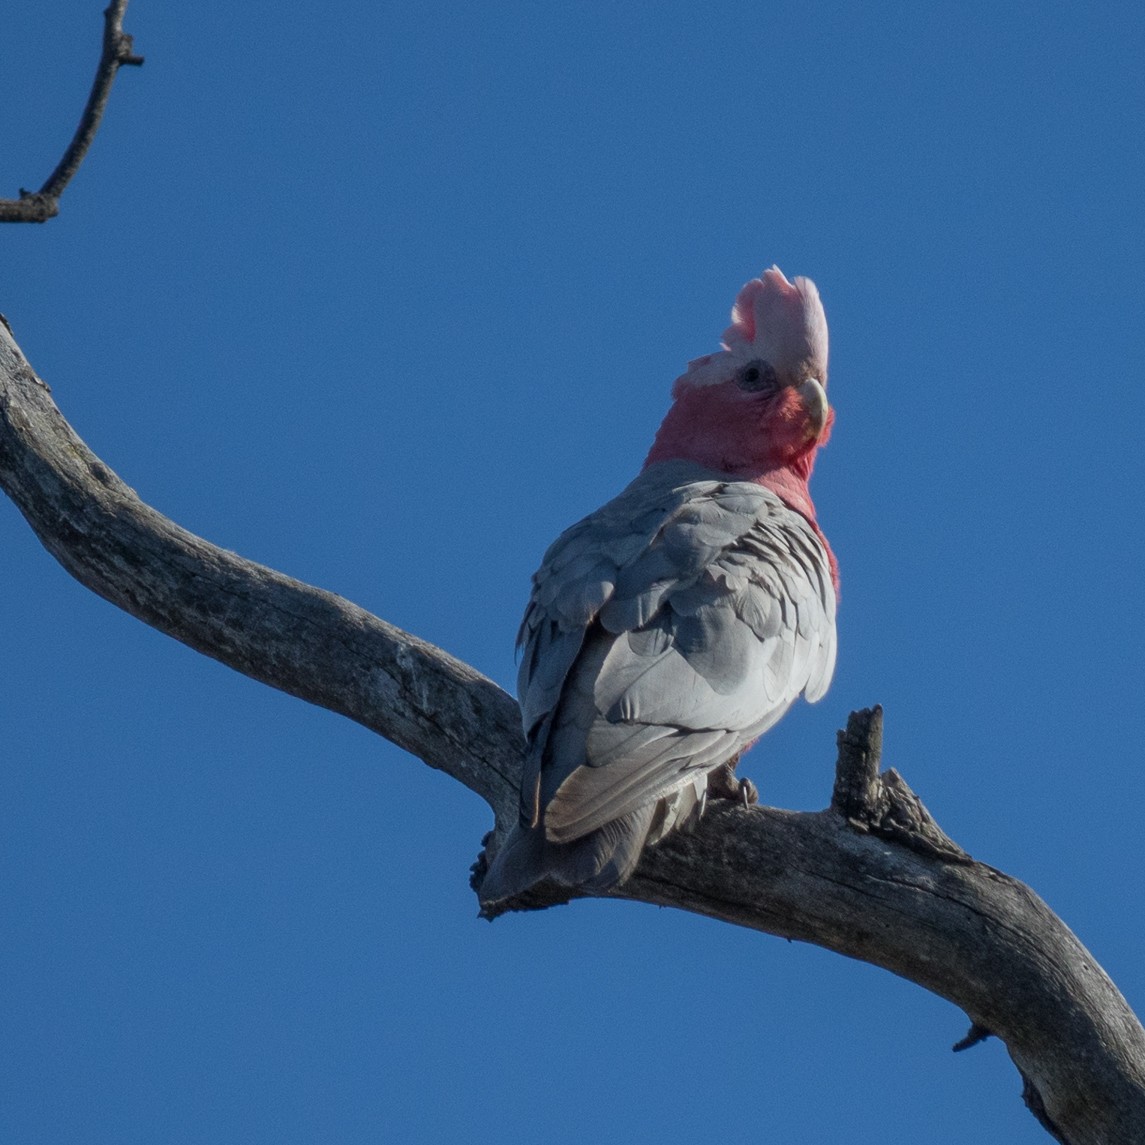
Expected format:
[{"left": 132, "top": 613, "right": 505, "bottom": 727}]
[{"left": 738, "top": 359, "right": 778, "bottom": 393}]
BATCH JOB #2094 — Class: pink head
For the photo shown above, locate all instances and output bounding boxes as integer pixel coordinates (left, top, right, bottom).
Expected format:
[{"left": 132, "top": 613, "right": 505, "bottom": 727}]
[{"left": 645, "top": 266, "right": 832, "bottom": 509}]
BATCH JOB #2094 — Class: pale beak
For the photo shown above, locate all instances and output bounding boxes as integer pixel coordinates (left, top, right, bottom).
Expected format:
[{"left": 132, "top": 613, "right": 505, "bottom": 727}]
[{"left": 797, "top": 378, "right": 830, "bottom": 441}]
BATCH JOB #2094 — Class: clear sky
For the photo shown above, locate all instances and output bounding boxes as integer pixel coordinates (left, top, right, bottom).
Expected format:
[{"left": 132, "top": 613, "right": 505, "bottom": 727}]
[{"left": 3, "top": 2, "right": 1143, "bottom": 1142}]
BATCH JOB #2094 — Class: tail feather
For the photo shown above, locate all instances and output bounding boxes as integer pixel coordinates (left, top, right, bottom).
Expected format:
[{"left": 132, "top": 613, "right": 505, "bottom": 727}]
[{"left": 477, "top": 805, "right": 655, "bottom": 911}]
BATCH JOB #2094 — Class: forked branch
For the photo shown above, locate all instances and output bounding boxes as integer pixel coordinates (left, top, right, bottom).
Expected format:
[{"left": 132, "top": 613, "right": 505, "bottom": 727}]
[{"left": 0, "top": 0, "right": 143, "bottom": 223}]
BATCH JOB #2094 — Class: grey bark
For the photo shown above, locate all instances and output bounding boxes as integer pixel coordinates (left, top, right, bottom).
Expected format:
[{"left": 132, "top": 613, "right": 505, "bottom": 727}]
[{"left": 2, "top": 320, "right": 1143, "bottom": 1143}]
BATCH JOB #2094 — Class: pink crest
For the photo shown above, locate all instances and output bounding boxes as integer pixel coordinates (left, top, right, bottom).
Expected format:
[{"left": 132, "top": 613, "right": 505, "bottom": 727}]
[
  {"left": 723, "top": 267, "right": 828, "bottom": 375},
  {"left": 674, "top": 267, "right": 829, "bottom": 392}
]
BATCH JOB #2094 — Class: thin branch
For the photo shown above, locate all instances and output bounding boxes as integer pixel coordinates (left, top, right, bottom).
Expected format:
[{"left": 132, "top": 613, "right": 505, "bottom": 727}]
[
  {"left": 0, "top": 1, "right": 143, "bottom": 223},
  {"left": 953, "top": 1024, "right": 994, "bottom": 1053},
  {"left": 2, "top": 320, "right": 1144, "bottom": 1144}
]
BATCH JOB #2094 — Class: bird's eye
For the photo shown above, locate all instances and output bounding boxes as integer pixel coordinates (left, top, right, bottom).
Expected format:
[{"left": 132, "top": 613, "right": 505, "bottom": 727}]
[{"left": 737, "top": 359, "right": 778, "bottom": 393}]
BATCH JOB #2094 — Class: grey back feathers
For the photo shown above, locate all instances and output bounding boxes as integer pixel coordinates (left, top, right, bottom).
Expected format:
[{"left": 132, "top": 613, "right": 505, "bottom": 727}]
[{"left": 478, "top": 458, "right": 836, "bottom": 907}]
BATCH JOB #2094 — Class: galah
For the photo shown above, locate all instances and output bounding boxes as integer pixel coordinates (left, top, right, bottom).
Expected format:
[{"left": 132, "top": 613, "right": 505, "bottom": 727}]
[{"left": 479, "top": 267, "right": 837, "bottom": 908}]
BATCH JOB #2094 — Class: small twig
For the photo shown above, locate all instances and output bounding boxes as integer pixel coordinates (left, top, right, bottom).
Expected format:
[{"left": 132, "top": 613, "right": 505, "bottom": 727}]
[
  {"left": 953, "top": 1023, "right": 993, "bottom": 1052},
  {"left": 0, "top": 1, "right": 143, "bottom": 223}
]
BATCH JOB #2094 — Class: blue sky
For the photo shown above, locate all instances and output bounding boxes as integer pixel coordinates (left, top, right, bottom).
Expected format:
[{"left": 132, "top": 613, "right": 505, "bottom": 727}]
[{"left": 3, "top": 2, "right": 1143, "bottom": 1141}]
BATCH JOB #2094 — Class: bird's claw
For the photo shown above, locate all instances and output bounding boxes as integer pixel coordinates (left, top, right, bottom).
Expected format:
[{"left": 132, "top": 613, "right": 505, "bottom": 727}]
[{"left": 707, "top": 759, "right": 758, "bottom": 810}]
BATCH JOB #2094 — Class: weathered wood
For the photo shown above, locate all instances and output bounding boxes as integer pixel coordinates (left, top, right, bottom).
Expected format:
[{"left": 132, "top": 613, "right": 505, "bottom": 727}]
[
  {"left": 0, "top": 323, "right": 522, "bottom": 817},
  {"left": 2, "top": 319, "right": 1143, "bottom": 1144}
]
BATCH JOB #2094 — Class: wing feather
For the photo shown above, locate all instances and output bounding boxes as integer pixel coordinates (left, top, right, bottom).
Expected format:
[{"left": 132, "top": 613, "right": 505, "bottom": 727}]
[{"left": 515, "top": 458, "right": 836, "bottom": 842}]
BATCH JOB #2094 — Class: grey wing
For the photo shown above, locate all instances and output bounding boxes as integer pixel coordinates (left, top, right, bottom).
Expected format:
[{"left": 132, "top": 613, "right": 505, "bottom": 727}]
[
  {"left": 514, "top": 461, "right": 721, "bottom": 825},
  {"left": 517, "top": 461, "right": 837, "bottom": 845}
]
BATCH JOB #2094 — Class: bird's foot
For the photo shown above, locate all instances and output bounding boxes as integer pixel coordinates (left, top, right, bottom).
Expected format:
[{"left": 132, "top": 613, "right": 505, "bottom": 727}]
[{"left": 707, "top": 758, "right": 759, "bottom": 809}]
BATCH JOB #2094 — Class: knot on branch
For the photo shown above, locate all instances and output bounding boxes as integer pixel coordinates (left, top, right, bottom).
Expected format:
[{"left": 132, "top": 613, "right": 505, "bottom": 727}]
[
  {"left": 832, "top": 706, "right": 972, "bottom": 864},
  {"left": 112, "top": 32, "right": 145, "bottom": 68}
]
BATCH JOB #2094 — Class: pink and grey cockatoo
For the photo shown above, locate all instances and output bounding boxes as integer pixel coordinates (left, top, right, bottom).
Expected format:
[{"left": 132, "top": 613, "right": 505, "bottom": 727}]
[{"left": 478, "top": 267, "right": 837, "bottom": 908}]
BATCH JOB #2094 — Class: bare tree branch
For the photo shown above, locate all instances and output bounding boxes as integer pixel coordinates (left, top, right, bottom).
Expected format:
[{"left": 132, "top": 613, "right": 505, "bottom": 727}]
[
  {"left": 0, "top": 1, "right": 143, "bottom": 223},
  {"left": 2, "top": 321, "right": 1144, "bottom": 1144}
]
